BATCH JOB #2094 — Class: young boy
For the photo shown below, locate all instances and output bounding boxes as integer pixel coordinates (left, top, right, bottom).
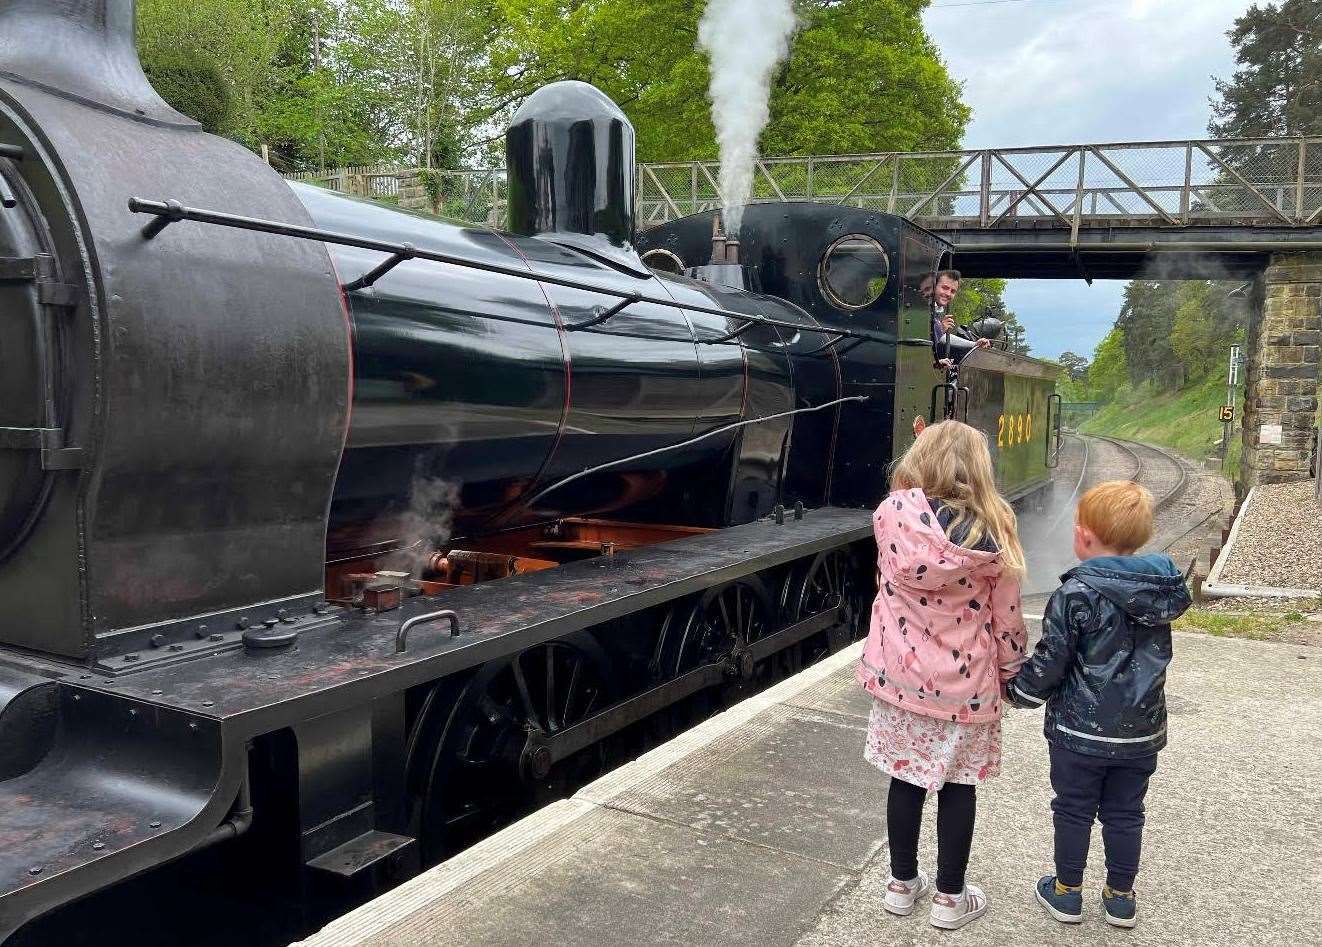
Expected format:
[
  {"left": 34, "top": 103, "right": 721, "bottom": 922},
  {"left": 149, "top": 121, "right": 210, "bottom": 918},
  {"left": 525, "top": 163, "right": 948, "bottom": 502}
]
[{"left": 1007, "top": 481, "right": 1190, "bottom": 928}]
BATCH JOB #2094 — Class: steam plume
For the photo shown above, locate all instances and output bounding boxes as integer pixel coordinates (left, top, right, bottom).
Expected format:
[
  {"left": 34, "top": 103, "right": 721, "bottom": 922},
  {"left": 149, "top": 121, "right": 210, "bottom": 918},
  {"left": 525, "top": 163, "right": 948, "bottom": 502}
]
[{"left": 698, "top": 0, "right": 797, "bottom": 235}]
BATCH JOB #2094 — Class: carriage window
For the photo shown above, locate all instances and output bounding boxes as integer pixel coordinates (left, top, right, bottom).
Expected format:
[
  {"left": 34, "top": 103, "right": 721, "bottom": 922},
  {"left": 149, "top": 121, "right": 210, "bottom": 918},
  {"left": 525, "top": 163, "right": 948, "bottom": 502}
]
[
  {"left": 819, "top": 235, "right": 889, "bottom": 310},
  {"left": 641, "top": 248, "right": 685, "bottom": 275}
]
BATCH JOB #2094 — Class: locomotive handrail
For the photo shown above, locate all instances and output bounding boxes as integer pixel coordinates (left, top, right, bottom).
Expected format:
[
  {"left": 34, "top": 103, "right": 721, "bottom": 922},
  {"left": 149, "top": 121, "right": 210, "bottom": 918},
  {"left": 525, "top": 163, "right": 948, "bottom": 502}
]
[
  {"left": 520, "top": 394, "right": 870, "bottom": 509},
  {"left": 127, "top": 197, "right": 905, "bottom": 351}
]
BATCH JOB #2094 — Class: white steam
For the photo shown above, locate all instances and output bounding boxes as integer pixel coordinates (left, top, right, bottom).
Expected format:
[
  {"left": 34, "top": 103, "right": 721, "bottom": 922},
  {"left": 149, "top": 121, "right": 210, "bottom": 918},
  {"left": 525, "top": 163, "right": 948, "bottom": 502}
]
[
  {"left": 395, "top": 466, "right": 460, "bottom": 577},
  {"left": 698, "top": 0, "right": 797, "bottom": 236}
]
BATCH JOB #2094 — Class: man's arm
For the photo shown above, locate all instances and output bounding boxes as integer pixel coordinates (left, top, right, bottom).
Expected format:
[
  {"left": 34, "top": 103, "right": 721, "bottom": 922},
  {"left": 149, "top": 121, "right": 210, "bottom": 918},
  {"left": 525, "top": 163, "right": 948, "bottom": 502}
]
[{"left": 1005, "top": 584, "right": 1089, "bottom": 708}]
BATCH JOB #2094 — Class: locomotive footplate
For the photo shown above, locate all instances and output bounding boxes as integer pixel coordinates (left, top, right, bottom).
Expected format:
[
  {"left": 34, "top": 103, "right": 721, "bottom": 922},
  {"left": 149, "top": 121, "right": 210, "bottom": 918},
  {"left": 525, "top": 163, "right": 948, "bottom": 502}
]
[{"left": 0, "top": 506, "right": 870, "bottom": 937}]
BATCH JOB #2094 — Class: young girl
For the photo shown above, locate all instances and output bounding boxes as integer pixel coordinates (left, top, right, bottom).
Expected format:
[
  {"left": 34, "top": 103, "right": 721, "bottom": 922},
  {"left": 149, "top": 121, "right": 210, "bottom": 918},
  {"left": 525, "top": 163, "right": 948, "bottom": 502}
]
[{"left": 856, "top": 419, "right": 1028, "bottom": 930}]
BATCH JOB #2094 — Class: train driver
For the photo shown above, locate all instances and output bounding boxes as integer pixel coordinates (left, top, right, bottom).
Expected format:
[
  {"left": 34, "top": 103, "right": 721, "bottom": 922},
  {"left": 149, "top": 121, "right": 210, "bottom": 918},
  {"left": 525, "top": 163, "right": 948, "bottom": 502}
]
[{"left": 930, "top": 270, "right": 991, "bottom": 368}]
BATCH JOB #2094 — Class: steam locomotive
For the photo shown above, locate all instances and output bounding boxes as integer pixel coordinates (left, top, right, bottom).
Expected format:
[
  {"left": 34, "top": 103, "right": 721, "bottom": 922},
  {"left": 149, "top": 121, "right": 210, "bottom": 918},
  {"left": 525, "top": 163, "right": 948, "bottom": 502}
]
[{"left": 0, "top": 2, "right": 1059, "bottom": 942}]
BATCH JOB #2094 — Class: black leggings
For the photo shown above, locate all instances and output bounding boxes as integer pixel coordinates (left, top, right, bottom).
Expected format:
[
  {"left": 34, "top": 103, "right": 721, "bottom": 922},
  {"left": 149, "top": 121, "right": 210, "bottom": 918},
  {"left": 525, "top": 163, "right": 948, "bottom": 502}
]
[{"left": 887, "top": 778, "right": 976, "bottom": 895}]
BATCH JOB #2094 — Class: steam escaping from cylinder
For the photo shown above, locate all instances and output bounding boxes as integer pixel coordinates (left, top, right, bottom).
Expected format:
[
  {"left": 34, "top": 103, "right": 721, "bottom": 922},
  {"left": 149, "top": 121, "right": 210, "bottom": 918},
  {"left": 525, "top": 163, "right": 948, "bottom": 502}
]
[
  {"left": 395, "top": 466, "right": 461, "bottom": 577},
  {"left": 698, "top": 0, "right": 797, "bottom": 236}
]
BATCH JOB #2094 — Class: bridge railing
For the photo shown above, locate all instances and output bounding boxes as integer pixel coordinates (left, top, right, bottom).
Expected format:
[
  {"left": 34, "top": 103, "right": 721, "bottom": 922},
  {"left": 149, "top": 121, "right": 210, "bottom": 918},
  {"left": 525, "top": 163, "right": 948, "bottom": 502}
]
[
  {"left": 284, "top": 137, "right": 1322, "bottom": 234},
  {"left": 638, "top": 138, "right": 1322, "bottom": 237}
]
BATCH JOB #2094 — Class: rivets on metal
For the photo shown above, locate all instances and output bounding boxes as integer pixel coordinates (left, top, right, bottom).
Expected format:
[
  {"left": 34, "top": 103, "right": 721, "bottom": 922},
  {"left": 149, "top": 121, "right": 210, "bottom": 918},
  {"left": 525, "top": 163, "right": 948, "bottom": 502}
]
[
  {"left": 276, "top": 608, "right": 289, "bottom": 620},
  {"left": 92, "top": 842, "right": 105, "bottom": 851},
  {"left": 149, "top": 820, "right": 161, "bottom": 829},
  {"left": 195, "top": 624, "right": 209, "bottom": 639},
  {"left": 151, "top": 689, "right": 163, "bottom": 696},
  {"left": 202, "top": 700, "right": 214, "bottom": 707},
  {"left": 78, "top": 674, "right": 91, "bottom": 680},
  {"left": 27, "top": 866, "right": 41, "bottom": 876},
  {"left": 149, "top": 633, "right": 166, "bottom": 648}
]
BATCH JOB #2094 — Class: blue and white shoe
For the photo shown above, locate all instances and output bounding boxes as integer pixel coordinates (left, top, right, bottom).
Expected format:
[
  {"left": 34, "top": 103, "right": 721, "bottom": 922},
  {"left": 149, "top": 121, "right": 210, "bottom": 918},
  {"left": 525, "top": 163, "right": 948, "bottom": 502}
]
[
  {"left": 1101, "top": 886, "right": 1138, "bottom": 928},
  {"left": 1035, "top": 875, "right": 1083, "bottom": 924}
]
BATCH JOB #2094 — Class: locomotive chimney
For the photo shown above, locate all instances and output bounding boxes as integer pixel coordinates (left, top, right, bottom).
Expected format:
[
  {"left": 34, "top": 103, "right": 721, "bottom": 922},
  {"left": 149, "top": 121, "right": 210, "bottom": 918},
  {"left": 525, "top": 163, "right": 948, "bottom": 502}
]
[
  {"left": 708, "top": 214, "right": 742, "bottom": 265},
  {"left": 0, "top": 0, "right": 196, "bottom": 127},
  {"left": 506, "top": 81, "right": 637, "bottom": 260},
  {"left": 685, "top": 212, "right": 762, "bottom": 292}
]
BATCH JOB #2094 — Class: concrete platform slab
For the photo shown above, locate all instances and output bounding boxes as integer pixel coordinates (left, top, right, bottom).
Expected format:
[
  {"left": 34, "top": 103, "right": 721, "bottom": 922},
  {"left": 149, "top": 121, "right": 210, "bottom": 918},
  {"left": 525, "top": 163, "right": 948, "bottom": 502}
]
[{"left": 784, "top": 668, "right": 871, "bottom": 721}]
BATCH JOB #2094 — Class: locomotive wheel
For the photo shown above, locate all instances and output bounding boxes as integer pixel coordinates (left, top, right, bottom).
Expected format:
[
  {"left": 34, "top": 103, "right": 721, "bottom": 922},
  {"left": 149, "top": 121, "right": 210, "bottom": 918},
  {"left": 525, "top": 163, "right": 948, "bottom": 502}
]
[
  {"left": 406, "top": 633, "right": 612, "bottom": 861},
  {"left": 789, "top": 549, "right": 868, "bottom": 661},
  {"left": 660, "top": 579, "right": 773, "bottom": 684}
]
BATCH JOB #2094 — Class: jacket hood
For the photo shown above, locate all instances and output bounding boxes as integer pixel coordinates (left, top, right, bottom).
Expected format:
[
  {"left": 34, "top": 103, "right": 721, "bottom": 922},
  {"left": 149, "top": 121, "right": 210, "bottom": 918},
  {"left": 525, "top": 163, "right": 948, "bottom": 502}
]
[
  {"left": 875, "top": 488, "right": 1002, "bottom": 592},
  {"left": 1066, "top": 553, "right": 1191, "bottom": 625}
]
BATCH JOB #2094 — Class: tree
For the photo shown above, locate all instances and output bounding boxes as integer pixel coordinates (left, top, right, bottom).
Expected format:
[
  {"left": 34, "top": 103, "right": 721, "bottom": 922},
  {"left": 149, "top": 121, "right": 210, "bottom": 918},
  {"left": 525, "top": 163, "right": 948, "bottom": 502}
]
[
  {"left": 1057, "top": 351, "right": 1090, "bottom": 382},
  {"left": 1083, "top": 328, "right": 1128, "bottom": 401},
  {"left": 1116, "top": 280, "right": 1180, "bottom": 389},
  {"left": 474, "top": 0, "right": 969, "bottom": 161},
  {"left": 1209, "top": 0, "right": 1321, "bottom": 138},
  {"left": 137, "top": 0, "right": 487, "bottom": 170}
]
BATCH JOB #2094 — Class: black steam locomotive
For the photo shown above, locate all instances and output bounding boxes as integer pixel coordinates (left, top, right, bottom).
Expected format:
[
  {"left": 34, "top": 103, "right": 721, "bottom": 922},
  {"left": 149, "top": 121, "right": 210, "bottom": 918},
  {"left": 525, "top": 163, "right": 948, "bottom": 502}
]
[{"left": 0, "top": 3, "right": 1059, "bottom": 942}]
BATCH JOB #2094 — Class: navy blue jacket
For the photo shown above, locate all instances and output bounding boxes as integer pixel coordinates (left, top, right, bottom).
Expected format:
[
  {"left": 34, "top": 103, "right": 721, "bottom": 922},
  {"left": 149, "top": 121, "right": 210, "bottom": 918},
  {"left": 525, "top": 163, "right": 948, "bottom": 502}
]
[{"left": 1007, "top": 554, "right": 1191, "bottom": 759}]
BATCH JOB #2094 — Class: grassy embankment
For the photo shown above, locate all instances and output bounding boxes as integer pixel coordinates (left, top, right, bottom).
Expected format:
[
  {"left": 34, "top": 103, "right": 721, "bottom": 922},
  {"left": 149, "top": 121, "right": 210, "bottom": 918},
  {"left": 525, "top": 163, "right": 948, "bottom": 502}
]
[{"left": 1078, "top": 375, "right": 1241, "bottom": 477}]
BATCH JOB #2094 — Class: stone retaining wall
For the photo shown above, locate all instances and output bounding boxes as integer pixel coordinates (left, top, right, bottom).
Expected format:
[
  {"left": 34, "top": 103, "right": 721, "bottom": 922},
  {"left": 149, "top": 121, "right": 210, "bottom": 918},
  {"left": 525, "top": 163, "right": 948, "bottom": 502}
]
[{"left": 1242, "top": 251, "right": 1322, "bottom": 485}]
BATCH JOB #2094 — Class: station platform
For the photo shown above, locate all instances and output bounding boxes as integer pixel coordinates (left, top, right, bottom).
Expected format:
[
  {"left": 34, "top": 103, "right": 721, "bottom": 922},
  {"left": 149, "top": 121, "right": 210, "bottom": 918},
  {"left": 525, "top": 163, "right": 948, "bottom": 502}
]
[{"left": 295, "top": 631, "right": 1321, "bottom": 947}]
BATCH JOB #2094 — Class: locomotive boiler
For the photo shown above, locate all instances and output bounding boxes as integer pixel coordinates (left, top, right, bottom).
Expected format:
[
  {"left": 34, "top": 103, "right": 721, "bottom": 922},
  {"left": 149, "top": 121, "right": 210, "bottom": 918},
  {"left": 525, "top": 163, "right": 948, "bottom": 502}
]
[{"left": 0, "top": 3, "right": 1059, "bottom": 943}]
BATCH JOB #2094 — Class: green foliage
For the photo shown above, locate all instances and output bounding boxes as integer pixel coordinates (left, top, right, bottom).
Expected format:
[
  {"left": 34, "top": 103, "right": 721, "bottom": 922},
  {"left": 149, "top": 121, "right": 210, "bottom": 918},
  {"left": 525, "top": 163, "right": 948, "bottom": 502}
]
[
  {"left": 1210, "top": 0, "right": 1322, "bottom": 138},
  {"left": 946, "top": 278, "right": 1029, "bottom": 355},
  {"left": 1056, "top": 351, "right": 1090, "bottom": 382},
  {"left": 1080, "top": 374, "right": 1238, "bottom": 469},
  {"left": 142, "top": 53, "right": 234, "bottom": 134},
  {"left": 1088, "top": 328, "right": 1128, "bottom": 398},
  {"left": 475, "top": 0, "right": 968, "bottom": 161},
  {"left": 136, "top": 0, "right": 485, "bottom": 170},
  {"left": 1112, "top": 280, "right": 1246, "bottom": 392},
  {"left": 1170, "top": 282, "right": 1226, "bottom": 381}
]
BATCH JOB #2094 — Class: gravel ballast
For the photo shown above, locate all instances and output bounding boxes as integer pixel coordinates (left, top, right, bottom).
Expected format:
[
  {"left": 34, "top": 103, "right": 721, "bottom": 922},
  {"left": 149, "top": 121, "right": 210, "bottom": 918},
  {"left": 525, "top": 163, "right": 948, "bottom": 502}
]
[{"left": 1220, "top": 480, "right": 1322, "bottom": 592}]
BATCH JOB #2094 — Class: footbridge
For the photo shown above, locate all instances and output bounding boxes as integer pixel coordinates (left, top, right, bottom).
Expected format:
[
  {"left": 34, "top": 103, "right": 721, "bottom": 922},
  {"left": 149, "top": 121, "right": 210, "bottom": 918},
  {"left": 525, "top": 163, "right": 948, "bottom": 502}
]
[{"left": 636, "top": 138, "right": 1322, "bottom": 280}]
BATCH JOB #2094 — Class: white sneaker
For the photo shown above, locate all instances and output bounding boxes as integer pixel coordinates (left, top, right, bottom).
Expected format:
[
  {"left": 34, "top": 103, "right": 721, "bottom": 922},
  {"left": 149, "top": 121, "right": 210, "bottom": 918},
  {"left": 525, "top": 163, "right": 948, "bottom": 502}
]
[
  {"left": 883, "top": 869, "right": 932, "bottom": 916},
  {"left": 929, "top": 884, "right": 989, "bottom": 930}
]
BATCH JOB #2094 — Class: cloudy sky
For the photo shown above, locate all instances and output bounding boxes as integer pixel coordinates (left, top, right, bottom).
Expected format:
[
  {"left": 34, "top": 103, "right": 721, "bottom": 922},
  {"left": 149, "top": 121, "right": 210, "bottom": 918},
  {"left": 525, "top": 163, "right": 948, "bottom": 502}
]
[{"left": 922, "top": 0, "right": 1253, "bottom": 359}]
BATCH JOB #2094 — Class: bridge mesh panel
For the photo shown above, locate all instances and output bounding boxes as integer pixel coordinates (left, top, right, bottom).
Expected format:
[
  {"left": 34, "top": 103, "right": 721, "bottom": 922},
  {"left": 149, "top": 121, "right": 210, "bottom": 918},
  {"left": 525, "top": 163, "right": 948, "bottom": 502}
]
[
  {"left": 985, "top": 150, "right": 1075, "bottom": 220},
  {"left": 1202, "top": 142, "right": 1303, "bottom": 218}
]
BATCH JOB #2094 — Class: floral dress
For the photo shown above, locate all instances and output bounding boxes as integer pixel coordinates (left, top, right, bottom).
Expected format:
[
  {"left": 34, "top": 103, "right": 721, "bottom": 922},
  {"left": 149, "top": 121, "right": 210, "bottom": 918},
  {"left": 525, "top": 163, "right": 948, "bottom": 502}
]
[{"left": 864, "top": 698, "right": 1003, "bottom": 790}]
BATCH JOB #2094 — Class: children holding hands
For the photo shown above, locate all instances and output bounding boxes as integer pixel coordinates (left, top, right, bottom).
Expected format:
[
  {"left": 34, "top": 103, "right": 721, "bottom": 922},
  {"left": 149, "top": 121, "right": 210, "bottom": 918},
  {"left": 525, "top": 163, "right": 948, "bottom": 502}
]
[{"left": 863, "top": 416, "right": 1189, "bottom": 932}]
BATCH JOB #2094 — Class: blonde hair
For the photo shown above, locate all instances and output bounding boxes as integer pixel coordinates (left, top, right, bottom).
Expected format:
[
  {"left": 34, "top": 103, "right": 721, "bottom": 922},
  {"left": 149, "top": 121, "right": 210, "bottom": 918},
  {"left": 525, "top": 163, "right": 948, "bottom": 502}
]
[
  {"left": 1076, "top": 480, "right": 1153, "bottom": 553},
  {"left": 890, "top": 420, "right": 1026, "bottom": 577}
]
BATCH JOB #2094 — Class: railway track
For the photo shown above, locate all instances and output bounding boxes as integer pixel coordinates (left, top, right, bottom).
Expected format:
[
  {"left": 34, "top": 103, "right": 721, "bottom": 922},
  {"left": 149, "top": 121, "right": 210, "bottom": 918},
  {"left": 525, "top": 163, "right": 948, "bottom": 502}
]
[
  {"left": 1033, "top": 433, "right": 1208, "bottom": 578},
  {"left": 1087, "top": 435, "right": 1191, "bottom": 511}
]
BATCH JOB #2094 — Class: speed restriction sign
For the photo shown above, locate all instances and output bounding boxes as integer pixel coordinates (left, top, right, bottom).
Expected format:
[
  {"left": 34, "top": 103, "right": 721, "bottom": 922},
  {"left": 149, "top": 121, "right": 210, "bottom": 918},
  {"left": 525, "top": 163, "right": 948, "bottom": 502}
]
[{"left": 1219, "top": 405, "right": 1234, "bottom": 422}]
